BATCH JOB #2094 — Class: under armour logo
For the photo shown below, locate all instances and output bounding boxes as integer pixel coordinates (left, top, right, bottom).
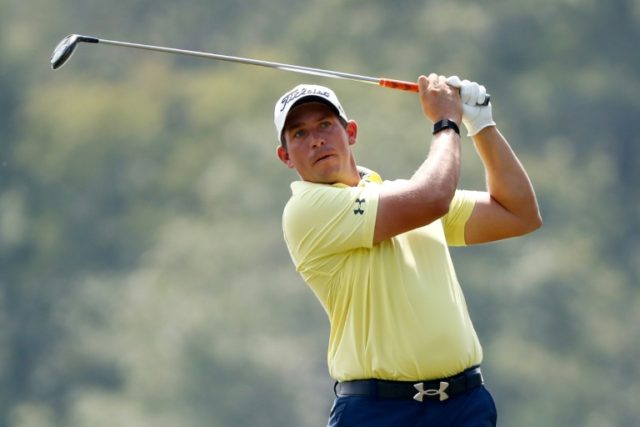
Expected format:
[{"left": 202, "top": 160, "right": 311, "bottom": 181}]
[
  {"left": 413, "top": 381, "right": 449, "bottom": 402},
  {"left": 353, "top": 198, "right": 365, "bottom": 215}
]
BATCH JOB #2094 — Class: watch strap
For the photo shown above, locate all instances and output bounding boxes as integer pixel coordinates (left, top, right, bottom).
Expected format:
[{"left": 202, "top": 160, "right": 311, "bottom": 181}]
[{"left": 432, "top": 119, "right": 460, "bottom": 136}]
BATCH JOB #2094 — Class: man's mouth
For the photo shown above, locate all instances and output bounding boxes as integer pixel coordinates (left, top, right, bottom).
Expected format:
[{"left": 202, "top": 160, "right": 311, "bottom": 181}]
[{"left": 314, "top": 153, "right": 335, "bottom": 164}]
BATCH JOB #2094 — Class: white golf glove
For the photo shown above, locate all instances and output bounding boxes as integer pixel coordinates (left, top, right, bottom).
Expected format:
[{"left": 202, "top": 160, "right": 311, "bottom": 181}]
[{"left": 446, "top": 76, "right": 496, "bottom": 136}]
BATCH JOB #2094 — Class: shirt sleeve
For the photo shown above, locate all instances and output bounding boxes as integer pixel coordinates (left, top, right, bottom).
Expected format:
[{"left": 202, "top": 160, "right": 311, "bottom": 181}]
[
  {"left": 283, "top": 182, "right": 379, "bottom": 267},
  {"left": 442, "top": 190, "right": 479, "bottom": 246}
]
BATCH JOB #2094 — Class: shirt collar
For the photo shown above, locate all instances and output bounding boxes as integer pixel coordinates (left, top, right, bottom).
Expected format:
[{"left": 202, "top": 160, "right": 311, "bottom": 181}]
[{"left": 290, "top": 166, "right": 382, "bottom": 193}]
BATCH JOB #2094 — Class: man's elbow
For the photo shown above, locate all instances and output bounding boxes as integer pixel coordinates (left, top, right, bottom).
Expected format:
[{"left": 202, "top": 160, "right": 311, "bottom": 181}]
[
  {"left": 427, "top": 186, "right": 457, "bottom": 221},
  {"left": 408, "top": 180, "right": 456, "bottom": 222},
  {"left": 520, "top": 211, "right": 543, "bottom": 236}
]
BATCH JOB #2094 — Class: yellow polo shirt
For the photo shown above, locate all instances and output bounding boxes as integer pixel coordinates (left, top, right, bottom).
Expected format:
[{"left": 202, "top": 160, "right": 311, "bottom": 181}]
[{"left": 282, "top": 169, "right": 482, "bottom": 381}]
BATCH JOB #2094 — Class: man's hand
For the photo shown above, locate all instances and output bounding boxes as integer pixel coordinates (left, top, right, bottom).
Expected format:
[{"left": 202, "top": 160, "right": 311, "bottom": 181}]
[
  {"left": 446, "top": 76, "right": 496, "bottom": 136},
  {"left": 418, "top": 74, "right": 463, "bottom": 124}
]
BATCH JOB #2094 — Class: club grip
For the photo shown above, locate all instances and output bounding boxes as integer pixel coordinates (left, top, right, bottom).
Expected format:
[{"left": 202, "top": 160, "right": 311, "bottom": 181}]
[
  {"left": 379, "top": 78, "right": 491, "bottom": 106},
  {"left": 378, "top": 78, "right": 419, "bottom": 92}
]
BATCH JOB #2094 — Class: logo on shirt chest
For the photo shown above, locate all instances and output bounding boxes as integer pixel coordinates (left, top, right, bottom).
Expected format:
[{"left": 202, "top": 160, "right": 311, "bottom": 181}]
[{"left": 354, "top": 198, "right": 365, "bottom": 215}]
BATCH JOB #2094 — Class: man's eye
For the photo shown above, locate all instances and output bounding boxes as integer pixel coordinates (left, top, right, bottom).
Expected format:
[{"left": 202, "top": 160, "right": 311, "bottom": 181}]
[
  {"left": 320, "top": 121, "right": 332, "bottom": 128},
  {"left": 293, "top": 129, "right": 306, "bottom": 138}
]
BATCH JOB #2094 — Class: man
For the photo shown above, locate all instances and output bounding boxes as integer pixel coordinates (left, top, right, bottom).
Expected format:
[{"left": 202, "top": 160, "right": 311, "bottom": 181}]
[{"left": 274, "top": 74, "right": 541, "bottom": 426}]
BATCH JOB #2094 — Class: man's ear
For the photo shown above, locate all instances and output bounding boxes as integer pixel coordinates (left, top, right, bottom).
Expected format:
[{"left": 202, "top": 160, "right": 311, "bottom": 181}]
[
  {"left": 346, "top": 120, "right": 358, "bottom": 146},
  {"left": 277, "top": 145, "right": 294, "bottom": 168}
]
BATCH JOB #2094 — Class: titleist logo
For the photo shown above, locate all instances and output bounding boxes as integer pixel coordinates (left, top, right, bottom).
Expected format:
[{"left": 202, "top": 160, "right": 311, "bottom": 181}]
[{"left": 279, "top": 87, "right": 331, "bottom": 112}]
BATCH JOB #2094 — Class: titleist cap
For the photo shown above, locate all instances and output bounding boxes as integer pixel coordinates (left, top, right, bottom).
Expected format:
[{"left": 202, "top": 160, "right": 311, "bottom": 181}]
[{"left": 274, "top": 84, "right": 348, "bottom": 142}]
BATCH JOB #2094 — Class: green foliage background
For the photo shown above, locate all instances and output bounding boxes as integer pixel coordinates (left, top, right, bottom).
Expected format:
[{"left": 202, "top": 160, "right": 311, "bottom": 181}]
[{"left": 1, "top": 0, "right": 639, "bottom": 425}]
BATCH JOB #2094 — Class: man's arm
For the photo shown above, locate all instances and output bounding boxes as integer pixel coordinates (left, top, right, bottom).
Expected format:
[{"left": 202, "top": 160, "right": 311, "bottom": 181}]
[
  {"left": 463, "top": 122, "right": 542, "bottom": 244},
  {"left": 442, "top": 76, "right": 542, "bottom": 244},
  {"left": 373, "top": 74, "right": 463, "bottom": 244}
]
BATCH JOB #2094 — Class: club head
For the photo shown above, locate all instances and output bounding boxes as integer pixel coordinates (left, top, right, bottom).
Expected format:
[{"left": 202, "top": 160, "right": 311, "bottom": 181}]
[{"left": 51, "top": 34, "right": 99, "bottom": 70}]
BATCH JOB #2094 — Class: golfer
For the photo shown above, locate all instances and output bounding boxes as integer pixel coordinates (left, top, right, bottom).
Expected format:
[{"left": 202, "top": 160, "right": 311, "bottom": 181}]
[{"left": 274, "top": 74, "right": 541, "bottom": 426}]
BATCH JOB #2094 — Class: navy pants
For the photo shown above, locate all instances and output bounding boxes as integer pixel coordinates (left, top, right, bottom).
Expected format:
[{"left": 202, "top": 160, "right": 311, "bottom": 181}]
[{"left": 327, "top": 385, "right": 497, "bottom": 427}]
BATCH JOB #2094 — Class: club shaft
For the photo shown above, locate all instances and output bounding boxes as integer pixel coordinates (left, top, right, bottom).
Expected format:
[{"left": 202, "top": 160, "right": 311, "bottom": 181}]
[
  {"left": 97, "top": 38, "right": 381, "bottom": 85},
  {"left": 54, "top": 34, "right": 490, "bottom": 103}
]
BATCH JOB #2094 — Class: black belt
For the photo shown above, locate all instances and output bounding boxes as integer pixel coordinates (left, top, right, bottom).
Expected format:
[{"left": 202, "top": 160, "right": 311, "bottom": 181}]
[{"left": 334, "top": 366, "right": 483, "bottom": 402}]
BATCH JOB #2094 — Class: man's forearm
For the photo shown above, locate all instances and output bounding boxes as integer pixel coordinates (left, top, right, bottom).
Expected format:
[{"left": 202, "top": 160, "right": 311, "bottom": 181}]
[
  {"left": 472, "top": 126, "right": 541, "bottom": 224},
  {"left": 373, "top": 129, "right": 461, "bottom": 244},
  {"left": 410, "top": 129, "right": 461, "bottom": 211}
]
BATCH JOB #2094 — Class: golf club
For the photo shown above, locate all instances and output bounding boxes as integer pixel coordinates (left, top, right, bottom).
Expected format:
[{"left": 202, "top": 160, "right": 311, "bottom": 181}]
[{"left": 51, "top": 34, "right": 490, "bottom": 105}]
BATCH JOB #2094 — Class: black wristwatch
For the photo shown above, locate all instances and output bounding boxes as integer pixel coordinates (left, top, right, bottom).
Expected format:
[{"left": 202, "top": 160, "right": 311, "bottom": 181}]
[{"left": 432, "top": 119, "right": 460, "bottom": 136}]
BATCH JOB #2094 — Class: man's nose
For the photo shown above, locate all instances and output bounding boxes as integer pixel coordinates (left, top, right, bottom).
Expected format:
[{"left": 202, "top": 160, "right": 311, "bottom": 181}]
[{"left": 310, "top": 130, "right": 326, "bottom": 147}]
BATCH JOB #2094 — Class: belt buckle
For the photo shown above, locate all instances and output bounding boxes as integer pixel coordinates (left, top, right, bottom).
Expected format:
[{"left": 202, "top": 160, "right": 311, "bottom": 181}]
[{"left": 413, "top": 381, "right": 449, "bottom": 402}]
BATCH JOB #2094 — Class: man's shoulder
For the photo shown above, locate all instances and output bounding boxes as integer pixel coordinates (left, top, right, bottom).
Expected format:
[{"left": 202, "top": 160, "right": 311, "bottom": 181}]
[
  {"left": 283, "top": 179, "right": 380, "bottom": 257},
  {"left": 287, "top": 182, "right": 335, "bottom": 205},
  {"left": 285, "top": 181, "right": 350, "bottom": 218},
  {"left": 283, "top": 178, "right": 379, "bottom": 226}
]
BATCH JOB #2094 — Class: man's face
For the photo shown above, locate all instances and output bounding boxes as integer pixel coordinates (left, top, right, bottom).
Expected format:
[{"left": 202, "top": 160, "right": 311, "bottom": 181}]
[{"left": 277, "top": 102, "right": 359, "bottom": 185}]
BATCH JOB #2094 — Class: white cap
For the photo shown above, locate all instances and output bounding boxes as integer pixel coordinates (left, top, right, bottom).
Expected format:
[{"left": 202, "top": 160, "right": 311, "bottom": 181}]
[{"left": 274, "top": 84, "right": 348, "bottom": 143}]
